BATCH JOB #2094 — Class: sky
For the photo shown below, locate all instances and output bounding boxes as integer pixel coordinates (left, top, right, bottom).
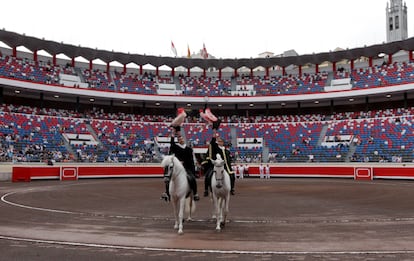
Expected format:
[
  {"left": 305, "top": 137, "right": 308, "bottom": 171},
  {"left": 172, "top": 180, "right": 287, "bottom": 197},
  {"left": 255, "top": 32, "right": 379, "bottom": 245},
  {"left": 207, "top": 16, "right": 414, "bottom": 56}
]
[{"left": 0, "top": 0, "right": 413, "bottom": 59}]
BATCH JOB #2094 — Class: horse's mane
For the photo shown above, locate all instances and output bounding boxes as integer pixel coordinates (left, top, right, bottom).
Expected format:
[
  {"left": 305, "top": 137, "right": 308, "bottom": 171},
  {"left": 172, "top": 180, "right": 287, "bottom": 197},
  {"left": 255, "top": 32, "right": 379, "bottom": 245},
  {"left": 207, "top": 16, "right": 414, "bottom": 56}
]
[{"left": 160, "top": 154, "right": 183, "bottom": 169}]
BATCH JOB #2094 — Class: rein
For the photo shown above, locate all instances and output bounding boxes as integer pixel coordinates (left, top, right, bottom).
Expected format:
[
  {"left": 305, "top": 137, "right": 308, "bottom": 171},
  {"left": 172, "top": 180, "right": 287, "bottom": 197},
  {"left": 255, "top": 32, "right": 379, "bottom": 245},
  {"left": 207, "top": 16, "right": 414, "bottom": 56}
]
[
  {"left": 165, "top": 156, "right": 184, "bottom": 182},
  {"left": 164, "top": 159, "right": 174, "bottom": 182}
]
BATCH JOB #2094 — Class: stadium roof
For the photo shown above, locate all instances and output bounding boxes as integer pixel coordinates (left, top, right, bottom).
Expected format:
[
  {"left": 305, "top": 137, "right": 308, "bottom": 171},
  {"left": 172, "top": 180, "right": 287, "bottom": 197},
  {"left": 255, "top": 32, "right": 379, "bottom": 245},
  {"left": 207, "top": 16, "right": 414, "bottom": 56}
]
[{"left": 1, "top": 29, "right": 413, "bottom": 70}]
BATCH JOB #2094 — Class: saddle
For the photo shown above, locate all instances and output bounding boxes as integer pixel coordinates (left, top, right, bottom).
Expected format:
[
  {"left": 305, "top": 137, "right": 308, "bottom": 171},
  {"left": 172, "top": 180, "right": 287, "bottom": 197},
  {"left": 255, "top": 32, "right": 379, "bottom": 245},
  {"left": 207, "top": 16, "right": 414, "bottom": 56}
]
[
  {"left": 182, "top": 174, "right": 195, "bottom": 199},
  {"left": 186, "top": 173, "right": 195, "bottom": 183}
]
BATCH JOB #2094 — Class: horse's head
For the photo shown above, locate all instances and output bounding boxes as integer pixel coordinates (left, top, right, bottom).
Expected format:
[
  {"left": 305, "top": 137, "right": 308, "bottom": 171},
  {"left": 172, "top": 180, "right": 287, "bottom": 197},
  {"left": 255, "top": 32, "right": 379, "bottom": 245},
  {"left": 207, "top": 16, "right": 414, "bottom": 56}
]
[
  {"left": 161, "top": 154, "right": 175, "bottom": 182},
  {"left": 212, "top": 154, "right": 226, "bottom": 189},
  {"left": 212, "top": 154, "right": 225, "bottom": 167}
]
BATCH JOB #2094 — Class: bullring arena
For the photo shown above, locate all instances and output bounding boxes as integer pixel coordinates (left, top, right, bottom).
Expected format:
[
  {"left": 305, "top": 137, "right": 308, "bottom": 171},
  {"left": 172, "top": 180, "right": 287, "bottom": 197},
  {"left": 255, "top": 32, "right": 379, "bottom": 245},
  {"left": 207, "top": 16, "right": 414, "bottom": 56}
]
[
  {"left": 1, "top": 0, "right": 414, "bottom": 259},
  {"left": 1, "top": 164, "right": 414, "bottom": 260}
]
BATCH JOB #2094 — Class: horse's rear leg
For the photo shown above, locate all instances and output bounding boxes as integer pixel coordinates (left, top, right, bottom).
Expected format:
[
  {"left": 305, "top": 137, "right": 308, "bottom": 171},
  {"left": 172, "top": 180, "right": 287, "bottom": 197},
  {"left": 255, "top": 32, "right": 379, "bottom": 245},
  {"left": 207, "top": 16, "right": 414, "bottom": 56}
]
[
  {"left": 222, "top": 196, "right": 230, "bottom": 228},
  {"left": 172, "top": 200, "right": 180, "bottom": 230},
  {"left": 186, "top": 197, "right": 193, "bottom": 222}
]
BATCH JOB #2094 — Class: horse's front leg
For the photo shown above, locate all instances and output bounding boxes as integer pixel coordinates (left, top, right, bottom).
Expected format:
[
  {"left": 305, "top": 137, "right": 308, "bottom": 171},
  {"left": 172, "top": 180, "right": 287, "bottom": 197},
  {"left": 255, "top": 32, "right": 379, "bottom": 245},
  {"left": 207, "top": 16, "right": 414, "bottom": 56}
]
[
  {"left": 211, "top": 197, "right": 217, "bottom": 220},
  {"left": 211, "top": 193, "right": 218, "bottom": 219},
  {"left": 215, "top": 197, "right": 222, "bottom": 231},
  {"left": 221, "top": 193, "right": 230, "bottom": 229},
  {"left": 177, "top": 197, "right": 186, "bottom": 235},
  {"left": 171, "top": 198, "right": 179, "bottom": 230}
]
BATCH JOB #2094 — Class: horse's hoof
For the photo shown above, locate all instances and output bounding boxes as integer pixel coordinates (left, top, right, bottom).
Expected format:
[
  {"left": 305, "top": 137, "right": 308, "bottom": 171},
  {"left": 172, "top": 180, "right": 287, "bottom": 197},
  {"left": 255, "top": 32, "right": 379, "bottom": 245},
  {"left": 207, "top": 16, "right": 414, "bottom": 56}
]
[
  {"left": 187, "top": 217, "right": 193, "bottom": 222},
  {"left": 215, "top": 227, "right": 221, "bottom": 232},
  {"left": 178, "top": 230, "right": 184, "bottom": 235},
  {"left": 220, "top": 222, "right": 225, "bottom": 228}
]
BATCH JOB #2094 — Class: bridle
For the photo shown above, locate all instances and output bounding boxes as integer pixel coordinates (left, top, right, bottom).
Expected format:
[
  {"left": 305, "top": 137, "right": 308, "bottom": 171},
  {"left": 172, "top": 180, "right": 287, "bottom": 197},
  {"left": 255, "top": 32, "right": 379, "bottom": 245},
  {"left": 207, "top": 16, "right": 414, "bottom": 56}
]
[
  {"left": 213, "top": 161, "right": 225, "bottom": 188},
  {"left": 164, "top": 158, "right": 174, "bottom": 182}
]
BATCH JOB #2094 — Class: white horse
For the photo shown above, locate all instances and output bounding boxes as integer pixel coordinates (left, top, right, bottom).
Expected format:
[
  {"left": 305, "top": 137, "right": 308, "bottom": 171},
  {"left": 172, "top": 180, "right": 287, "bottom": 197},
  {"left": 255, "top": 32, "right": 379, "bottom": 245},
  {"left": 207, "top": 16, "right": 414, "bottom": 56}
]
[
  {"left": 210, "top": 154, "right": 231, "bottom": 231},
  {"left": 160, "top": 154, "right": 196, "bottom": 235}
]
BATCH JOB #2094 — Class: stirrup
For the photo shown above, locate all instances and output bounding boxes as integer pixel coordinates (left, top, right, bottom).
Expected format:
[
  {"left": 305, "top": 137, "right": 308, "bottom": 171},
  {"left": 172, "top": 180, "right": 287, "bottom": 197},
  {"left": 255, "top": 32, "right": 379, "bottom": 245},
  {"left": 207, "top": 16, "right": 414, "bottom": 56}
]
[{"left": 161, "top": 192, "right": 170, "bottom": 202}]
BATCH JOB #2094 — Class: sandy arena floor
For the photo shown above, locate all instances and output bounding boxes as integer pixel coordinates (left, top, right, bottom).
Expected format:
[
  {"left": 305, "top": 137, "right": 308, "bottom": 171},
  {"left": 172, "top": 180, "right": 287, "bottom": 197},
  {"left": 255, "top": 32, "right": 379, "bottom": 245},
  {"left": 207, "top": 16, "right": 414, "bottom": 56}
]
[{"left": 1, "top": 177, "right": 414, "bottom": 260}]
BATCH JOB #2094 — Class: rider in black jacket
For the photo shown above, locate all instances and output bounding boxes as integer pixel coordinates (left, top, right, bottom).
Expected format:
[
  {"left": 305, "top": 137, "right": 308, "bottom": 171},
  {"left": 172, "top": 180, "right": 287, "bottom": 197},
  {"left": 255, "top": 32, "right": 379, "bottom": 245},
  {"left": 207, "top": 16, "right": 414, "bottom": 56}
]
[
  {"left": 202, "top": 120, "right": 235, "bottom": 197},
  {"left": 161, "top": 126, "right": 200, "bottom": 201}
]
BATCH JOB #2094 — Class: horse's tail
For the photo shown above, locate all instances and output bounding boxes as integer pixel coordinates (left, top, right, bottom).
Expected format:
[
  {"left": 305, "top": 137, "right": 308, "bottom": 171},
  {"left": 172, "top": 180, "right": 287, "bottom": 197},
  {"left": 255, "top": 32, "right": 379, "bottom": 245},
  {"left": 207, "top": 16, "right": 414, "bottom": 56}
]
[{"left": 185, "top": 197, "right": 196, "bottom": 216}]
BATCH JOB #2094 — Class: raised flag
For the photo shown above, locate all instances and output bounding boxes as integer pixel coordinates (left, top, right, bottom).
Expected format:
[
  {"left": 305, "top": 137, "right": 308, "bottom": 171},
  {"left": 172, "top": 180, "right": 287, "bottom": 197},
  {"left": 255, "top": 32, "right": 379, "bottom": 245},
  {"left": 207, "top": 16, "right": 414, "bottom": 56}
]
[
  {"left": 187, "top": 44, "right": 191, "bottom": 58},
  {"left": 202, "top": 43, "right": 208, "bottom": 59},
  {"left": 171, "top": 41, "right": 177, "bottom": 57}
]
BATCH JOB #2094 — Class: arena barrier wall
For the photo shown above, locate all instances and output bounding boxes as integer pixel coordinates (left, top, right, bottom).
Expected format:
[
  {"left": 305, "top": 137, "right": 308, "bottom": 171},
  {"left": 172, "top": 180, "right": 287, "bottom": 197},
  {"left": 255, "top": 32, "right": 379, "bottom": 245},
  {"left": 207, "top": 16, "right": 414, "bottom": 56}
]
[
  {"left": 11, "top": 164, "right": 414, "bottom": 182},
  {"left": 12, "top": 165, "right": 164, "bottom": 182}
]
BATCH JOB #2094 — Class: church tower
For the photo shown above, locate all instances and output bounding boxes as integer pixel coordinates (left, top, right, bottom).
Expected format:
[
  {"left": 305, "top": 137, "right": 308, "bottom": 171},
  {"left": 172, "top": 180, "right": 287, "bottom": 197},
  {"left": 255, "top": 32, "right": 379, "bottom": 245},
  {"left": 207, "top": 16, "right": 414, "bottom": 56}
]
[{"left": 386, "top": 0, "right": 408, "bottom": 42}]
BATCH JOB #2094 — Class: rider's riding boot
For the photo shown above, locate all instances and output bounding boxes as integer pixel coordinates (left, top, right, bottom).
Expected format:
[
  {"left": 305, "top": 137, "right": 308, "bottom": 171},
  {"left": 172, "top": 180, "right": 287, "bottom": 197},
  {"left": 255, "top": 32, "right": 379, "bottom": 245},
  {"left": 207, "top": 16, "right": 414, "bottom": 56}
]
[
  {"left": 192, "top": 183, "right": 200, "bottom": 201},
  {"left": 193, "top": 194, "right": 200, "bottom": 201},
  {"left": 161, "top": 182, "right": 170, "bottom": 201},
  {"left": 188, "top": 174, "right": 200, "bottom": 201},
  {"left": 203, "top": 183, "right": 209, "bottom": 197},
  {"left": 230, "top": 174, "right": 235, "bottom": 195},
  {"left": 204, "top": 174, "right": 211, "bottom": 197},
  {"left": 161, "top": 192, "right": 170, "bottom": 201}
]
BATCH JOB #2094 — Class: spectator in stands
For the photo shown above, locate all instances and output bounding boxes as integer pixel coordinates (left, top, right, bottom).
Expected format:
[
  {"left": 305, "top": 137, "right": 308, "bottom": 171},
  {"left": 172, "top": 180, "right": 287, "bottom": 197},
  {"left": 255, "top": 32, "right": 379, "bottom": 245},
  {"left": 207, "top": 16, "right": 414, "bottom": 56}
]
[
  {"left": 302, "top": 136, "right": 310, "bottom": 146},
  {"left": 368, "top": 136, "right": 374, "bottom": 144},
  {"left": 292, "top": 147, "right": 300, "bottom": 155},
  {"left": 334, "top": 135, "right": 342, "bottom": 142},
  {"left": 308, "top": 154, "right": 315, "bottom": 162},
  {"left": 161, "top": 126, "right": 199, "bottom": 202},
  {"left": 202, "top": 119, "right": 236, "bottom": 196}
]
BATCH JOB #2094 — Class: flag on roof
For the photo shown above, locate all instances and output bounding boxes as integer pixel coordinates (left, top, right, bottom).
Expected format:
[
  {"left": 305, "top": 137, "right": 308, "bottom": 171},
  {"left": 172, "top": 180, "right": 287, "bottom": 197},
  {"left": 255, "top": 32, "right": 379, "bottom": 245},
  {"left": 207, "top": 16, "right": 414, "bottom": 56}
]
[
  {"left": 202, "top": 43, "right": 208, "bottom": 59},
  {"left": 171, "top": 41, "right": 177, "bottom": 57},
  {"left": 187, "top": 44, "right": 191, "bottom": 58}
]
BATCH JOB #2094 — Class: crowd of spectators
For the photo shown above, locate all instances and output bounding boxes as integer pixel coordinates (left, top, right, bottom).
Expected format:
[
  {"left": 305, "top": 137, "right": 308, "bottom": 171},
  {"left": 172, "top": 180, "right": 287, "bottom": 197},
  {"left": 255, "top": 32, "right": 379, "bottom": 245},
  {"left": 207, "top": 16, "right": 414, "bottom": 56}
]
[
  {"left": 1, "top": 102, "right": 414, "bottom": 164},
  {"left": 1, "top": 54, "right": 413, "bottom": 98}
]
